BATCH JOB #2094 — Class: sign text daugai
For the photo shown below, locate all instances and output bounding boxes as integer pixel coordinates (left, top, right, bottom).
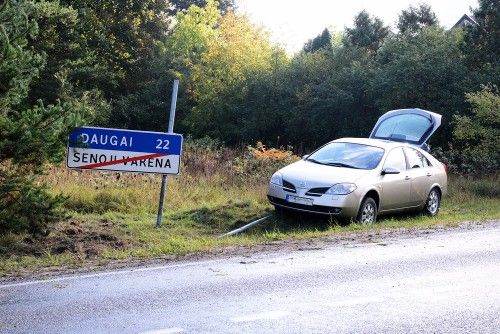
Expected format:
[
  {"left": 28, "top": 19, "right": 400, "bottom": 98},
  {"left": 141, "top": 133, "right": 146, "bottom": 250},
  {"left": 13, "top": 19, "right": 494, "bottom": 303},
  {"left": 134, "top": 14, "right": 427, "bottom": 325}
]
[{"left": 67, "top": 127, "right": 183, "bottom": 175}]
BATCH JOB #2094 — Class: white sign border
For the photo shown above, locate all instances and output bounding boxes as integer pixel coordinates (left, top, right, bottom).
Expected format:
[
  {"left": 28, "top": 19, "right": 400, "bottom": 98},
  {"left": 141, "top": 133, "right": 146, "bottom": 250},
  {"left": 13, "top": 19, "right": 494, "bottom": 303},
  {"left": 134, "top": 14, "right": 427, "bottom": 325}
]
[{"left": 66, "top": 126, "right": 184, "bottom": 176}]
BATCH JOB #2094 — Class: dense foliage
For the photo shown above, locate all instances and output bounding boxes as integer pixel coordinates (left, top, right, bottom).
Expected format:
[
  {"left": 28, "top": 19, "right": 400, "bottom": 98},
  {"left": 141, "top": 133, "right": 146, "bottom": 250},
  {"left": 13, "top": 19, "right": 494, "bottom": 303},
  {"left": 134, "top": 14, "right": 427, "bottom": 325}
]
[
  {"left": 102, "top": 0, "right": 500, "bottom": 155},
  {"left": 0, "top": 0, "right": 102, "bottom": 235},
  {"left": 450, "top": 85, "right": 500, "bottom": 175},
  {"left": 1, "top": 0, "right": 499, "bottom": 234},
  {"left": 397, "top": 3, "right": 438, "bottom": 34}
]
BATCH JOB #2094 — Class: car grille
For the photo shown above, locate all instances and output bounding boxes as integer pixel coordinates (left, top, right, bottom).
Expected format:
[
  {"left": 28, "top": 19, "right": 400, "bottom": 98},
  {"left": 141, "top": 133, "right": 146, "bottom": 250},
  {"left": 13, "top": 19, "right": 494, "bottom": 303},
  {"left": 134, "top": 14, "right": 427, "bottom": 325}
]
[
  {"left": 282, "top": 180, "right": 296, "bottom": 193},
  {"left": 268, "top": 196, "right": 342, "bottom": 215},
  {"left": 305, "top": 187, "right": 330, "bottom": 197}
]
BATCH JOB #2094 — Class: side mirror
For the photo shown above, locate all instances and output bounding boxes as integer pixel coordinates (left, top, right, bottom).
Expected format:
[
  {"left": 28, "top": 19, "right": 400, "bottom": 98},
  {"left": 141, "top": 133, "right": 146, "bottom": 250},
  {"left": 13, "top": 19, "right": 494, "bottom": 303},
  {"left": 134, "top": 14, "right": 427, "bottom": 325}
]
[
  {"left": 302, "top": 154, "right": 310, "bottom": 160},
  {"left": 381, "top": 167, "right": 400, "bottom": 175}
]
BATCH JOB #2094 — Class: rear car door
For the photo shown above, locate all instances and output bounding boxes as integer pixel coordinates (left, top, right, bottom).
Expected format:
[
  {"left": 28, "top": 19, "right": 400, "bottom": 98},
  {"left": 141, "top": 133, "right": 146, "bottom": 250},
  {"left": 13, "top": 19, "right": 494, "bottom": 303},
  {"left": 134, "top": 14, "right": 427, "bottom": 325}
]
[
  {"left": 404, "top": 147, "right": 433, "bottom": 206},
  {"left": 380, "top": 147, "right": 411, "bottom": 211},
  {"left": 370, "top": 108, "right": 442, "bottom": 150}
]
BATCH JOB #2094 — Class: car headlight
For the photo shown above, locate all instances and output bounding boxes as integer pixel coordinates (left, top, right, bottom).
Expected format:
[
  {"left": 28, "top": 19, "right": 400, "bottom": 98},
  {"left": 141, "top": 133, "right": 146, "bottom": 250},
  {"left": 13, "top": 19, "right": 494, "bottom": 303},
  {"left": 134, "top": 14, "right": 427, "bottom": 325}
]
[
  {"left": 326, "top": 183, "right": 357, "bottom": 195},
  {"left": 270, "top": 172, "right": 283, "bottom": 186}
]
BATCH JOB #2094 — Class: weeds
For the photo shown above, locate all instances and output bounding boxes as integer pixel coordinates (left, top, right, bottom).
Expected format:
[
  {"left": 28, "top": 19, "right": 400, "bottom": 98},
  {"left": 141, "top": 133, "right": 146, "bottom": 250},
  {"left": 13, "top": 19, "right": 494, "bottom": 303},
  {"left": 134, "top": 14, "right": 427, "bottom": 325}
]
[{"left": 1, "top": 144, "right": 499, "bottom": 276}]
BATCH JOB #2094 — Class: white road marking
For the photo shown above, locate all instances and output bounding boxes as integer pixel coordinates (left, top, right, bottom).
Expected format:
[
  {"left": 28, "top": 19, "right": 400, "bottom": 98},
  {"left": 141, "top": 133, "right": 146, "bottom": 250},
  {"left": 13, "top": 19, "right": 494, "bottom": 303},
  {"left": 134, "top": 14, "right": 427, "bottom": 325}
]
[
  {"left": 326, "top": 296, "right": 384, "bottom": 307},
  {"left": 0, "top": 259, "right": 224, "bottom": 289},
  {"left": 139, "top": 328, "right": 184, "bottom": 334},
  {"left": 231, "top": 310, "right": 291, "bottom": 323}
]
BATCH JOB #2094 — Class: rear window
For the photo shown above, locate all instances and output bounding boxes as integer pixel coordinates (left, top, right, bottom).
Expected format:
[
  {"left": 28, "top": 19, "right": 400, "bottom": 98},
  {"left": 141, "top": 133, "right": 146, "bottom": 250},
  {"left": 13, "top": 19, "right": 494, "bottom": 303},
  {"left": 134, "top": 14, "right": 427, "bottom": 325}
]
[
  {"left": 373, "top": 114, "right": 432, "bottom": 143},
  {"left": 307, "top": 142, "right": 385, "bottom": 170},
  {"left": 405, "top": 147, "right": 431, "bottom": 168}
]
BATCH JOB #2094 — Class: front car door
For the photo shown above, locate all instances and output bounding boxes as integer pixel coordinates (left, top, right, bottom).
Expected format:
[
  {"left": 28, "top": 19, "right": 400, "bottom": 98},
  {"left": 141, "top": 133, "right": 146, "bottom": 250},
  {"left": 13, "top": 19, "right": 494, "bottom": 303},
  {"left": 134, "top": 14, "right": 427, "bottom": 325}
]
[{"left": 379, "top": 147, "right": 411, "bottom": 211}]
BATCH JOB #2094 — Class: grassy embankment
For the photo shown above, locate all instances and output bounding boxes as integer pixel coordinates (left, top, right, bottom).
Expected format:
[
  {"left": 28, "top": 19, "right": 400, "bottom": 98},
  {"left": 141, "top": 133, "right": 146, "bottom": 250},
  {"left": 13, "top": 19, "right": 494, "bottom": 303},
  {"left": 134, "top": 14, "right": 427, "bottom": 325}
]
[{"left": 1, "top": 142, "right": 499, "bottom": 275}]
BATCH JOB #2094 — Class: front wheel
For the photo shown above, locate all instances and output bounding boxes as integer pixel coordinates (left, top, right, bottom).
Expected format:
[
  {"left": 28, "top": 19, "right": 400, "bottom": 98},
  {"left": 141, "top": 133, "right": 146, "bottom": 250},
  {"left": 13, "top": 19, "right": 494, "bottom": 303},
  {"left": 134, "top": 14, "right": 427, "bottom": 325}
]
[
  {"left": 274, "top": 205, "right": 289, "bottom": 217},
  {"left": 424, "top": 188, "right": 441, "bottom": 216},
  {"left": 356, "top": 197, "right": 377, "bottom": 225}
]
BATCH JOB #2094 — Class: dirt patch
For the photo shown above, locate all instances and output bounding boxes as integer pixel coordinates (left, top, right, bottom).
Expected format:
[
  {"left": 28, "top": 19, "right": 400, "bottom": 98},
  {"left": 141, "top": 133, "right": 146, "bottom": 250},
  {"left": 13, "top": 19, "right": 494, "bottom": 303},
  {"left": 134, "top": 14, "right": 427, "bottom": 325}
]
[
  {"left": 6, "top": 219, "right": 135, "bottom": 260},
  {"left": 51, "top": 219, "right": 131, "bottom": 258}
]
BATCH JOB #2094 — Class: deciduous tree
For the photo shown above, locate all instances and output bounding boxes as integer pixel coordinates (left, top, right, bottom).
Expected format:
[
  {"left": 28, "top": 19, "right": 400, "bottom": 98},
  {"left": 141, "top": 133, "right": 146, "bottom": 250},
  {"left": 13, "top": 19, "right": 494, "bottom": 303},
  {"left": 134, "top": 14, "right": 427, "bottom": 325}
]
[
  {"left": 58, "top": 0, "right": 172, "bottom": 97},
  {"left": 169, "top": 0, "right": 235, "bottom": 15},
  {"left": 463, "top": 0, "right": 500, "bottom": 82},
  {"left": 397, "top": 3, "right": 438, "bottom": 34},
  {"left": 452, "top": 85, "right": 500, "bottom": 174},
  {"left": 374, "top": 27, "right": 469, "bottom": 146},
  {"left": 183, "top": 7, "right": 278, "bottom": 141}
]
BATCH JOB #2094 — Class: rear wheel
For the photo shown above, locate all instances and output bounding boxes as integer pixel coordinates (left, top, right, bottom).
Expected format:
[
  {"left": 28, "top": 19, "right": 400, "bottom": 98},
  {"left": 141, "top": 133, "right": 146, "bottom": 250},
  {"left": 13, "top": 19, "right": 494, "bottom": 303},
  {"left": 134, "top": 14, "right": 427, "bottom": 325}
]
[
  {"left": 356, "top": 197, "right": 377, "bottom": 225},
  {"left": 424, "top": 188, "right": 440, "bottom": 216}
]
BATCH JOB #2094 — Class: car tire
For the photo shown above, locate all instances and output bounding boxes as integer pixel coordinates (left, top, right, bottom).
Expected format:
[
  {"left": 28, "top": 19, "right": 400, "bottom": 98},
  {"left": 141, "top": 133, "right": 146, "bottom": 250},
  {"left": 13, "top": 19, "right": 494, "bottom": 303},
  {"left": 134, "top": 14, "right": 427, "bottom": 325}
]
[
  {"left": 356, "top": 197, "right": 377, "bottom": 225},
  {"left": 423, "top": 188, "right": 441, "bottom": 216},
  {"left": 274, "top": 205, "right": 287, "bottom": 216},
  {"left": 274, "top": 205, "right": 293, "bottom": 220}
]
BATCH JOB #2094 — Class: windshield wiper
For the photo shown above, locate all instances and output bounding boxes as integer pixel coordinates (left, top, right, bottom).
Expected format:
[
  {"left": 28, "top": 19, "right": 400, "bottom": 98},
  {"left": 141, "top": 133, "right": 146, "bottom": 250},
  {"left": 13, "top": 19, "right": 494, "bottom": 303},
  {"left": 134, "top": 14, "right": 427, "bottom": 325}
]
[
  {"left": 323, "top": 162, "right": 360, "bottom": 169},
  {"left": 306, "top": 159, "right": 359, "bottom": 169},
  {"left": 306, "top": 158, "right": 324, "bottom": 165}
]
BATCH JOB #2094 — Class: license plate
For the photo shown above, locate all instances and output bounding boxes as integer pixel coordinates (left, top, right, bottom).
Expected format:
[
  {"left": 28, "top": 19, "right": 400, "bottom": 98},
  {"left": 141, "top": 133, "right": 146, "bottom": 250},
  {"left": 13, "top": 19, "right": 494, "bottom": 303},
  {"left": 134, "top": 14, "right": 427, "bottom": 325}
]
[{"left": 286, "top": 195, "right": 313, "bottom": 206}]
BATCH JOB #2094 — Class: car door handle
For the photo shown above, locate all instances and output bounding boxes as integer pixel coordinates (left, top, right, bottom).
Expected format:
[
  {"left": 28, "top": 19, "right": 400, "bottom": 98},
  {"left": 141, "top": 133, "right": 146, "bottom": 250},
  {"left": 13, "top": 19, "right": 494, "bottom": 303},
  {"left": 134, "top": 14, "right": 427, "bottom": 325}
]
[
  {"left": 405, "top": 176, "right": 411, "bottom": 180},
  {"left": 426, "top": 173, "right": 432, "bottom": 177}
]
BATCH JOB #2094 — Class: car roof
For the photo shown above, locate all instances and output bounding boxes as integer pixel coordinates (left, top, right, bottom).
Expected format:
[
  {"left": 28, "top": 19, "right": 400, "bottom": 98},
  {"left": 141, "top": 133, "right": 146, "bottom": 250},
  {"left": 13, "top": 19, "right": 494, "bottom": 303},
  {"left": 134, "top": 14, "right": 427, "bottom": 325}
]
[{"left": 332, "top": 137, "right": 413, "bottom": 150}]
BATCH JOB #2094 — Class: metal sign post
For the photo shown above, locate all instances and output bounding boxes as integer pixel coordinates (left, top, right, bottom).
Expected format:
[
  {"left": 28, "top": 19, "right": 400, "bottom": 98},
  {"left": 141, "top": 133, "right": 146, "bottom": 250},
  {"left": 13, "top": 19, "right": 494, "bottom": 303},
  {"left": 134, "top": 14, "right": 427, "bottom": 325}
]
[{"left": 156, "top": 80, "right": 180, "bottom": 227}]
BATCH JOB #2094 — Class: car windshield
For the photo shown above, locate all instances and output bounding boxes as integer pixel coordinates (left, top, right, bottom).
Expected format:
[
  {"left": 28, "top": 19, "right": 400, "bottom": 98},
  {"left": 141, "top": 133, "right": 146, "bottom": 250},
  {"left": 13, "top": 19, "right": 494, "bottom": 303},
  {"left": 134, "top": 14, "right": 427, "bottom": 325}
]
[{"left": 307, "top": 142, "right": 385, "bottom": 170}]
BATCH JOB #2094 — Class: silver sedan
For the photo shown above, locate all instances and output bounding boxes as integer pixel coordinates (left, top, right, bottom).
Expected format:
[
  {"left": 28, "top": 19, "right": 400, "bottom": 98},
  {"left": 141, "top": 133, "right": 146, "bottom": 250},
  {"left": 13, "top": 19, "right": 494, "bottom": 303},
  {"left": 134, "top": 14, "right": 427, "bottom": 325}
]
[{"left": 267, "top": 109, "right": 448, "bottom": 224}]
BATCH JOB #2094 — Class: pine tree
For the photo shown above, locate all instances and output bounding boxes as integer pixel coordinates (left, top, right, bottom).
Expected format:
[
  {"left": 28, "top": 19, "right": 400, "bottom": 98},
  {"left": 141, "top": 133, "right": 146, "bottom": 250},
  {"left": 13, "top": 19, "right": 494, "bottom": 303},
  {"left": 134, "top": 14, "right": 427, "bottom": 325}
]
[
  {"left": 0, "top": 0, "right": 98, "bottom": 235},
  {"left": 303, "top": 28, "right": 332, "bottom": 53},
  {"left": 344, "top": 11, "right": 389, "bottom": 53}
]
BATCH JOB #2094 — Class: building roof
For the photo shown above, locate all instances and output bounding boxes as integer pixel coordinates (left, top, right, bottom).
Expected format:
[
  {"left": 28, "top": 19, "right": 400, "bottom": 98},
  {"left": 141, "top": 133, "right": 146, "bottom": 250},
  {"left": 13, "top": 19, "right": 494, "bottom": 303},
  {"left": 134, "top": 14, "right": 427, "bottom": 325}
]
[{"left": 453, "top": 14, "right": 478, "bottom": 29}]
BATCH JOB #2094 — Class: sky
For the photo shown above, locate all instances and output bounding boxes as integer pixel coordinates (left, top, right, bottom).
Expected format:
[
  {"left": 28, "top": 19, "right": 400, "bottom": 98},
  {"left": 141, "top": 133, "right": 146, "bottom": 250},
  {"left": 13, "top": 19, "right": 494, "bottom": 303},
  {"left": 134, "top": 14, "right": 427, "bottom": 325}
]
[{"left": 237, "top": 0, "right": 478, "bottom": 53}]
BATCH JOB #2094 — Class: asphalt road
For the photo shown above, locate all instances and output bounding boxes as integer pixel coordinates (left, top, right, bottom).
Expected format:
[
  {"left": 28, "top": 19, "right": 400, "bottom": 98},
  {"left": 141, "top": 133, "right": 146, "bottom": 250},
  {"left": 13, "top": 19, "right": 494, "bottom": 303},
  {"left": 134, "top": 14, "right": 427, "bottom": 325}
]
[{"left": 1, "top": 223, "right": 500, "bottom": 334}]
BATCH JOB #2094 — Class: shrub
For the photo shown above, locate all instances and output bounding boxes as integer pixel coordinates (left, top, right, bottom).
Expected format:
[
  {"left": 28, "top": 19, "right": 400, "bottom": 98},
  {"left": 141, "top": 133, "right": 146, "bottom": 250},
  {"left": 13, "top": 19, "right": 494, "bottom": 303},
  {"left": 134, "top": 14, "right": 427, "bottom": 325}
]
[
  {"left": 469, "top": 178, "right": 500, "bottom": 198},
  {"left": 432, "top": 147, "right": 499, "bottom": 177},
  {"left": 449, "top": 85, "right": 500, "bottom": 176},
  {"left": 0, "top": 169, "right": 65, "bottom": 236},
  {"left": 233, "top": 142, "right": 300, "bottom": 178}
]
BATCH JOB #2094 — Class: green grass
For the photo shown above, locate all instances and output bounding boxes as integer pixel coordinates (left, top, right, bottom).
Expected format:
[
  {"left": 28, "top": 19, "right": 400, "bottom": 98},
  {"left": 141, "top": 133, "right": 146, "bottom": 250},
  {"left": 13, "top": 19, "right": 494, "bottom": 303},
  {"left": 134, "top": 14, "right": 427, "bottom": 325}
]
[{"left": 1, "top": 155, "right": 499, "bottom": 277}]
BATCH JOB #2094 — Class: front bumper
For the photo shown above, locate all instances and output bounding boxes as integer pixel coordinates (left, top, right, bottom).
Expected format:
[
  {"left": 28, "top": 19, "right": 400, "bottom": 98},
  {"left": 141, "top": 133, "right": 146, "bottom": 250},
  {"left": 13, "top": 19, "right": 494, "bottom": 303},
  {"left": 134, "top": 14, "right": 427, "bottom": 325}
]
[{"left": 267, "top": 183, "right": 359, "bottom": 217}]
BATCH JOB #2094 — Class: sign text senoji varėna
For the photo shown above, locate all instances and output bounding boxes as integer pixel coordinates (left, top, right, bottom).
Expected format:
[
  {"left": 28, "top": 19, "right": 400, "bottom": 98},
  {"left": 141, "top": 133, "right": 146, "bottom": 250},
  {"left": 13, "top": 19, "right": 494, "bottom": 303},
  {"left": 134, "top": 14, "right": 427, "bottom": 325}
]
[{"left": 67, "top": 127, "right": 183, "bottom": 174}]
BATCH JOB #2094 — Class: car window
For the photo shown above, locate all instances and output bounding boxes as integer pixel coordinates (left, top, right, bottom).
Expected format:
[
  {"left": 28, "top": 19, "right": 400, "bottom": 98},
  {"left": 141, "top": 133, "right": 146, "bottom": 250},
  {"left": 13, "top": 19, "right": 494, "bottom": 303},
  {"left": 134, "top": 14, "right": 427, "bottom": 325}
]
[
  {"left": 405, "top": 147, "right": 431, "bottom": 168},
  {"left": 373, "top": 114, "right": 432, "bottom": 143},
  {"left": 307, "top": 142, "right": 385, "bottom": 170},
  {"left": 384, "top": 147, "right": 407, "bottom": 171}
]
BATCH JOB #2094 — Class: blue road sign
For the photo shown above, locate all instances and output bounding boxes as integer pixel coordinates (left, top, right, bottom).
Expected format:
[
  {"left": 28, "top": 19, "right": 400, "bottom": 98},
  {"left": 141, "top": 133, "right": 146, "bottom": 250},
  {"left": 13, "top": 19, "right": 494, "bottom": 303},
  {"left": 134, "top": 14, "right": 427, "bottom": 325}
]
[{"left": 67, "top": 127, "right": 183, "bottom": 174}]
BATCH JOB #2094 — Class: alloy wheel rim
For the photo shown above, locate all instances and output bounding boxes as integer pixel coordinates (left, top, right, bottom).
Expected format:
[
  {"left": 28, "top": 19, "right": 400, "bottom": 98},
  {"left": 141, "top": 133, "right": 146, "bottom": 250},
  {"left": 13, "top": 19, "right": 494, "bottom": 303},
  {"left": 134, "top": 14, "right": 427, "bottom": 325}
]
[
  {"left": 361, "top": 203, "right": 375, "bottom": 224},
  {"left": 427, "top": 191, "right": 439, "bottom": 214}
]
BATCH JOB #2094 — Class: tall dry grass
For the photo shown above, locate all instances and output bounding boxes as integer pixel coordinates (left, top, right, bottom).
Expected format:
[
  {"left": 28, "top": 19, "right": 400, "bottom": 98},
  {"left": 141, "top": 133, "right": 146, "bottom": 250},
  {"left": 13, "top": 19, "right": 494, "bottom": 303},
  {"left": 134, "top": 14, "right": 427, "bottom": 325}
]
[
  {"left": 1, "top": 143, "right": 498, "bottom": 274},
  {"left": 40, "top": 142, "right": 300, "bottom": 215}
]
